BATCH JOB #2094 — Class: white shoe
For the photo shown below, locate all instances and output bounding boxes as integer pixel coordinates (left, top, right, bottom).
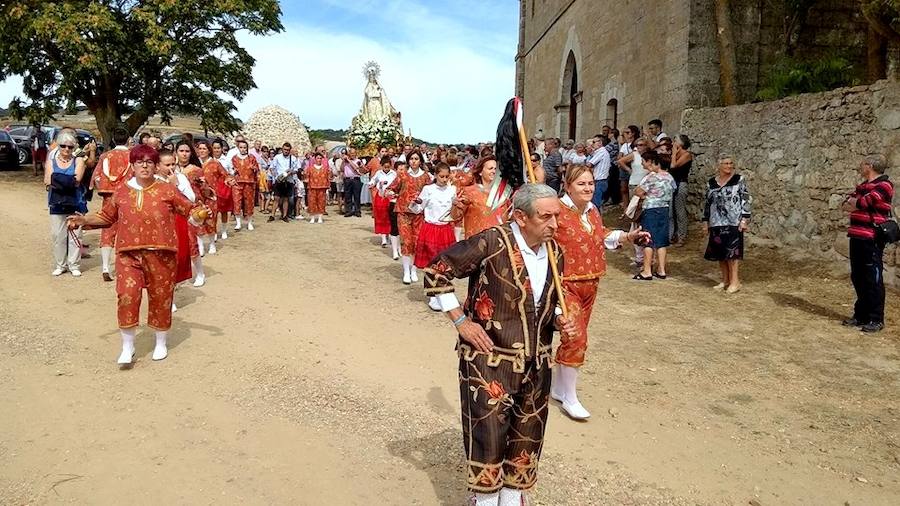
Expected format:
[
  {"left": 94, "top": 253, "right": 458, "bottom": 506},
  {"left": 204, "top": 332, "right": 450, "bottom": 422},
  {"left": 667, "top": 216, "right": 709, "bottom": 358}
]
[
  {"left": 52, "top": 267, "right": 66, "bottom": 276},
  {"left": 70, "top": 269, "right": 82, "bottom": 277},
  {"left": 234, "top": 223, "right": 241, "bottom": 231},
  {"left": 310, "top": 218, "right": 316, "bottom": 224},
  {"left": 117, "top": 346, "right": 135, "bottom": 365},
  {"left": 208, "top": 243, "right": 217, "bottom": 255},
  {"left": 193, "top": 273, "right": 205, "bottom": 287},
  {"left": 560, "top": 399, "right": 591, "bottom": 420},
  {"left": 317, "top": 217, "right": 323, "bottom": 224},
  {"left": 428, "top": 298, "right": 442, "bottom": 312},
  {"left": 410, "top": 269, "right": 419, "bottom": 283},
  {"left": 152, "top": 344, "right": 168, "bottom": 361},
  {"left": 247, "top": 222, "right": 254, "bottom": 231},
  {"left": 402, "top": 271, "right": 411, "bottom": 285},
  {"left": 221, "top": 230, "right": 228, "bottom": 239}
]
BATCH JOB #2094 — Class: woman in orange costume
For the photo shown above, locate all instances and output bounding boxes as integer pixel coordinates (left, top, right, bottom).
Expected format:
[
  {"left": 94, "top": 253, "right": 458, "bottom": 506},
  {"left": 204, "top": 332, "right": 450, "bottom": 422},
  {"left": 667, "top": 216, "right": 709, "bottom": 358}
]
[
  {"left": 67, "top": 145, "right": 206, "bottom": 365},
  {"left": 551, "top": 165, "right": 648, "bottom": 420},
  {"left": 449, "top": 155, "right": 510, "bottom": 239},
  {"left": 211, "top": 139, "right": 234, "bottom": 239},
  {"left": 306, "top": 152, "right": 331, "bottom": 224},
  {"left": 385, "top": 150, "right": 432, "bottom": 285},
  {"left": 175, "top": 140, "right": 207, "bottom": 286},
  {"left": 196, "top": 140, "right": 227, "bottom": 255}
]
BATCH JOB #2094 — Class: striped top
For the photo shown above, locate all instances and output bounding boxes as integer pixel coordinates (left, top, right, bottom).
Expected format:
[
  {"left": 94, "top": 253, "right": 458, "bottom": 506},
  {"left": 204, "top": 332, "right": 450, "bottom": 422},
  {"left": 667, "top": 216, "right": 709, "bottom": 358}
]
[{"left": 848, "top": 175, "right": 894, "bottom": 240}]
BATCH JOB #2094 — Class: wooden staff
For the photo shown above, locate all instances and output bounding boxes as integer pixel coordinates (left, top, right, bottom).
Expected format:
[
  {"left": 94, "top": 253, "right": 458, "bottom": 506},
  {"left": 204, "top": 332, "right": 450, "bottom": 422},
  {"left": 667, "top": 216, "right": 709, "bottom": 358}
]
[{"left": 516, "top": 120, "right": 568, "bottom": 318}]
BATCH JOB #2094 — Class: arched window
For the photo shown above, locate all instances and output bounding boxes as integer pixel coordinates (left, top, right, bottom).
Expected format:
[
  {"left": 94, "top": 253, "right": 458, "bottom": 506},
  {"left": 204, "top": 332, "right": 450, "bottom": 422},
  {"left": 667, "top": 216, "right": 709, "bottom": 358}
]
[
  {"left": 561, "top": 51, "right": 578, "bottom": 140},
  {"left": 606, "top": 99, "right": 618, "bottom": 129}
]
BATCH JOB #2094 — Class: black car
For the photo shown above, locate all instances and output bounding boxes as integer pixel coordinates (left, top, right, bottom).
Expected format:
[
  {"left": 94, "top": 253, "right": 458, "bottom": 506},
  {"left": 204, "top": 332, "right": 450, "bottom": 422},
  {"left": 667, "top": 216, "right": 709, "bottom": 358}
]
[{"left": 0, "top": 131, "right": 19, "bottom": 169}]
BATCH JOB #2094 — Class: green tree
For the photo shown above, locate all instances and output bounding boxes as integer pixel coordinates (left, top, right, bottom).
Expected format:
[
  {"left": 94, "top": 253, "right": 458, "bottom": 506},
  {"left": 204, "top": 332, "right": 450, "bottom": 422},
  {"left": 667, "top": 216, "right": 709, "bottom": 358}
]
[{"left": 0, "top": 1, "right": 282, "bottom": 144}]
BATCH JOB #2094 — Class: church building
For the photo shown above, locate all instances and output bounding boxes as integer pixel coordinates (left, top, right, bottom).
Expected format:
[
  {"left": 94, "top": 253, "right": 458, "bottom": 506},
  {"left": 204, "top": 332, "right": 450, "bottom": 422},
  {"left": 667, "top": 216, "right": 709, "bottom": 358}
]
[{"left": 515, "top": 0, "right": 871, "bottom": 142}]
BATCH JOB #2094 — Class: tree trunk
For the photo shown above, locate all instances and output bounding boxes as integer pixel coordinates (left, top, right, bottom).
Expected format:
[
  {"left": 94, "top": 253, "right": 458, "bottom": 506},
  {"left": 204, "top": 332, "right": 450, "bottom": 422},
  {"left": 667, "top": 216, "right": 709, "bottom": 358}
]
[
  {"left": 867, "top": 25, "right": 888, "bottom": 82},
  {"left": 91, "top": 104, "right": 120, "bottom": 148},
  {"left": 715, "top": 0, "right": 739, "bottom": 106}
]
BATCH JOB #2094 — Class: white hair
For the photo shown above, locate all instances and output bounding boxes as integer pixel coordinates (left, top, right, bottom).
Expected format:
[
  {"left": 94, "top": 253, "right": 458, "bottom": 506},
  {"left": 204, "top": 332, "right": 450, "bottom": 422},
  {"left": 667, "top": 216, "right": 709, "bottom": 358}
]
[
  {"left": 512, "top": 183, "right": 558, "bottom": 217},
  {"left": 55, "top": 130, "right": 77, "bottom": 148}
]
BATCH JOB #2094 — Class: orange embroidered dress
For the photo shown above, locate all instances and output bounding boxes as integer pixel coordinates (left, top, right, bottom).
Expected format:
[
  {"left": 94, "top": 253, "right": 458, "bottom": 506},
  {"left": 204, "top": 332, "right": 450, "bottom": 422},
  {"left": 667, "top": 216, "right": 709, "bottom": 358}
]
[
  {"left": 97, "top": 179, "right": 195, "bottom": 330},
  {"left": 554, "top": 197, "right": 612, "bottom": 367},
  {"left": 386, "top": 169, "right": 432, "bottom": 256},
  {"left": 92, "top": 147, "right": 132, "bottom": 248},
  {"left": 450, "top": 183, "right": 510, "bottom": 239},
  {"left": 231, "top": 155, "right": 259, "bottom": 217},
  {"left": 306, "top": 163, "right": 331, "bottom": 214},
  {"left": 201, "top": 158, "right": 228, "bottom": 235}
]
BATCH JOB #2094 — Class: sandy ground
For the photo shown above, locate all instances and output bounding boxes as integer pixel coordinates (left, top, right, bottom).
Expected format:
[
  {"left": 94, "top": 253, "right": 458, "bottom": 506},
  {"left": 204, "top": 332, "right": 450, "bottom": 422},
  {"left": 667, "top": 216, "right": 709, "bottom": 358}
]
[{"left": 0, "top": 170, "right": 898, "bottom": 506}]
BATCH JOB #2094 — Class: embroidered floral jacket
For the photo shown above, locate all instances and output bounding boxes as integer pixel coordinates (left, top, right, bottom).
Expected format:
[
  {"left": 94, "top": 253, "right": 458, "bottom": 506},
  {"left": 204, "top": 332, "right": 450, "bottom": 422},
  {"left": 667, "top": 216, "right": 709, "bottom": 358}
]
[{"left": 424, "top": 224, "right": 563, "bottom": 372}]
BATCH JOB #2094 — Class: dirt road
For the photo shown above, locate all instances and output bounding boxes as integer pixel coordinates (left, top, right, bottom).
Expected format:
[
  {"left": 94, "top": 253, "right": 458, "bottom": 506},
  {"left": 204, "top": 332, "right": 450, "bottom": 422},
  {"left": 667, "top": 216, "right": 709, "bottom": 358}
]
[{"left": 1, "top": 171, "right": 897, "bottom": 505}]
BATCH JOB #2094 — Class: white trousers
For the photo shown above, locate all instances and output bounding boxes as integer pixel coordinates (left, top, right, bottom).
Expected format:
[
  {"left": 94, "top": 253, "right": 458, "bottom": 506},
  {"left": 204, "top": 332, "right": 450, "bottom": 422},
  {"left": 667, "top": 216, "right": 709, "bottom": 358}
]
[{"left": 49, "top": 214, "right": 80, "bottom": 270}]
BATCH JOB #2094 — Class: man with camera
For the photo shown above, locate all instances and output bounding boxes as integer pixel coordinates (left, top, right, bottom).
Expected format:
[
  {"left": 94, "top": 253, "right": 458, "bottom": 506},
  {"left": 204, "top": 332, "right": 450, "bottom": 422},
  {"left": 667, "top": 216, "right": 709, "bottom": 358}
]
[
  {"left": 841, "top": 155, "right": 896, "bottom": 333},
  {"left": 268, "top": 142, "right": 298, "bottom": 223},
  {"left": 342, "top": 148, "right": 363, "bottom": 217}
]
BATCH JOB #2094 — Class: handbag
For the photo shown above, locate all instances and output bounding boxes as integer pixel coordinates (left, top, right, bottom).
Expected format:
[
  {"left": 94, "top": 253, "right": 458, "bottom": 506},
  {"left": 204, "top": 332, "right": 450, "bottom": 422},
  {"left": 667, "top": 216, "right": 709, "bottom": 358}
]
[
  {"left": 624, "top": 195, "right": 643, "bottom": 223},
  {"left": 874, "top": 212, "right": 899, "bottom": 244}
]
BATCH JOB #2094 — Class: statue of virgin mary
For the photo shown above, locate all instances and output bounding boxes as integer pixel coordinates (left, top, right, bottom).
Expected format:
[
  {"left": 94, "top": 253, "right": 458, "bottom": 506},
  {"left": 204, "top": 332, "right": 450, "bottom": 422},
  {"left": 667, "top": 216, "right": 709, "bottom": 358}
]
[{"left": 359, "top": 61, "right": 401, "bottom": 125}]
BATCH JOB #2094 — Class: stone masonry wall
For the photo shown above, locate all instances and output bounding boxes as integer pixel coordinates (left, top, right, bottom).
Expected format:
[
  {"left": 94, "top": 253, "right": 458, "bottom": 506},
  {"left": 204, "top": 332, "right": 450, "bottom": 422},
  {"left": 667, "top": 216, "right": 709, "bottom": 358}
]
[{"left": 681, "top": 80, "right": 900, "bottom": 285}]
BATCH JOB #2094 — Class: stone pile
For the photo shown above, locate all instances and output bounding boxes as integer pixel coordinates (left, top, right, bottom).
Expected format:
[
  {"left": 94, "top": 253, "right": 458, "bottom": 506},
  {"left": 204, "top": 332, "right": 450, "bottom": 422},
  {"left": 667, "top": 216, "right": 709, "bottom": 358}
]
[
  {"left": 682, "top": 80, "right": 900, "bottom": 285},
  {"left": 238, "top": 105, "right": 311, "bottom": 153}
]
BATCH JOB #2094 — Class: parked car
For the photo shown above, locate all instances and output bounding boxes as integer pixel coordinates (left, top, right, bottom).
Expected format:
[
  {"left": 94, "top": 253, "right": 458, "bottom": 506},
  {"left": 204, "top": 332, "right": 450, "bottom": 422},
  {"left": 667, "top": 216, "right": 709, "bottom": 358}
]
[
  {"left": 0, "top": 131, "right": 19, "bottom": 169},
  {"left": 5, "top": 124, "right": 47, "bottom": 165}
]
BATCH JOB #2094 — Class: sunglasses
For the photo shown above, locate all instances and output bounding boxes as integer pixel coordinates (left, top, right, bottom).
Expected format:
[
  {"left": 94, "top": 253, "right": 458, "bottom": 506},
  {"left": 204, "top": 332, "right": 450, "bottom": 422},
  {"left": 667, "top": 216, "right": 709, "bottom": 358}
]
[{"left": 59, "top": 144, "right": 75, "bottom": 149}]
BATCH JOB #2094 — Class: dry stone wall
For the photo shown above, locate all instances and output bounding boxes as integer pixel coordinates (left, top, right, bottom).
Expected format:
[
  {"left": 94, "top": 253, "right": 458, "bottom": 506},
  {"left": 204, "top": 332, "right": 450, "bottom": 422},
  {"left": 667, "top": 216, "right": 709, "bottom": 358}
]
[
  {"left": 239, "top": 105, "right": 311, "bottom": 153},
  {"left": 681, "top": 80, "right": 900, "bottom": 285}
]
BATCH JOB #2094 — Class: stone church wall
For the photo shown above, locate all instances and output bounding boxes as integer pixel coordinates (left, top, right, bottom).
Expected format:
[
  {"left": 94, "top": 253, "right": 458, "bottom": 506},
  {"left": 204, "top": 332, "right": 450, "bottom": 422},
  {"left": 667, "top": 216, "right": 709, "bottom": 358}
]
[
  {"left": 517, "top": 0, "right": 868, "bottom": 144},
  {"left": 681, "top": 81, "right": 900, "bottom": 284}
]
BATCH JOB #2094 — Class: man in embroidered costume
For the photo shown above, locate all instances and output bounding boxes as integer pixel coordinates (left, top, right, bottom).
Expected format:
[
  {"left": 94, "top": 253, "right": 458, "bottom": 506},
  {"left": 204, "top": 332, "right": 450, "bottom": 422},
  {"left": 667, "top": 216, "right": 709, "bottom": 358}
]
[
  {"left": 67, "top": 145, "right": 205, "bottom": 365},
  {"left": 230, "top": 139, "right": 259, "bottom": 231},
  {"left": 424, "top": 184, "right": 576, "bottom": 506},
  {"left": 89, "top": 127, "right": 132, "bottom": 281}
]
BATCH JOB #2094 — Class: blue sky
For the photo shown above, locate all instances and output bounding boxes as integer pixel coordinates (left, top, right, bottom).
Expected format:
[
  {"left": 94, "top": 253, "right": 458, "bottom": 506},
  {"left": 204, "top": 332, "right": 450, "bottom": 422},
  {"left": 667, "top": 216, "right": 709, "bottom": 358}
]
[{"left": 0, "top": 0, "right": 519, "bottom": 143}]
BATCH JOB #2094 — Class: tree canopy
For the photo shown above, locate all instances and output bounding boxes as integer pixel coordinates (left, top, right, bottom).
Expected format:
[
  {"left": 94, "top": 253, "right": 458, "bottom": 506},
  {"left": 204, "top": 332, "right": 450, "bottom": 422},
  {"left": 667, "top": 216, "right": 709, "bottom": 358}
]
[{"left": 0, "top": 0, "right": 282, "bottom": 143}]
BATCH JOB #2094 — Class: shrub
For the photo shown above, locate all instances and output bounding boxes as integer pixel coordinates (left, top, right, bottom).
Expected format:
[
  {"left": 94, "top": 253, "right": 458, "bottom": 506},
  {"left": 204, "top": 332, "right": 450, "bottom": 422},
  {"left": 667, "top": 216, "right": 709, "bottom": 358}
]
[{"left": 756, "top": 54, "right": 860, "bottom": 101}]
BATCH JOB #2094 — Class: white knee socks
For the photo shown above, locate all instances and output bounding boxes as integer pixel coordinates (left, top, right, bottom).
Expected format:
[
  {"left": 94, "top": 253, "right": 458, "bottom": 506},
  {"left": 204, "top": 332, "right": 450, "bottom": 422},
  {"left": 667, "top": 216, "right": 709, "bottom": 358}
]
[
  {"left": 197, "top": 234, "right": 206, "bottom": 256},
  {"left": 192, "top": 257, "right": 205, "bottom": 287},
  {"left": 153, "top": 331, "right": 168, "bottom": 360},
  {"left": 474, "top": 491, "right": 500, "bottom": 506},
  {"left": 101, "top": 246, "right": 113, "bottom": 273},
  {"left": 235, "top": 215, "right": 242, "bottom": 230},
  {"left": 207, "top": 235, "right": 217, "bottom": 254},
  {"left": 499, "top": 488, "right": 522, "bottom": 506},
  {"left": 401, "top": 256, "right": 412, "bottom": 284},
  {"left": 118, "top": 328, "right": 136, "bottom": 364},
  {"left": 390, "top": 235, "right": 400, "bottom": 260}
]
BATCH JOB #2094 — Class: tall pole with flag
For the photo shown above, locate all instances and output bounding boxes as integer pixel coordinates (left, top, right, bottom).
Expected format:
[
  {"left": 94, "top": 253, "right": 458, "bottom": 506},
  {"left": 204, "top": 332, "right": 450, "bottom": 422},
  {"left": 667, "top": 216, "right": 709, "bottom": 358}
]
[{"left": 487, "top": 97, "right": 568, "bottom": 317}]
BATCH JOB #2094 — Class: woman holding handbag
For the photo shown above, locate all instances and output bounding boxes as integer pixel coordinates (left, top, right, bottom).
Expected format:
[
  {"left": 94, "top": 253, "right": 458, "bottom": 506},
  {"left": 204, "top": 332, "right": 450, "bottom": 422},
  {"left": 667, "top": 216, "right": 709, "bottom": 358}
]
[{"left": 633, "top": 150, "right": 676, "bottom": 280}]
